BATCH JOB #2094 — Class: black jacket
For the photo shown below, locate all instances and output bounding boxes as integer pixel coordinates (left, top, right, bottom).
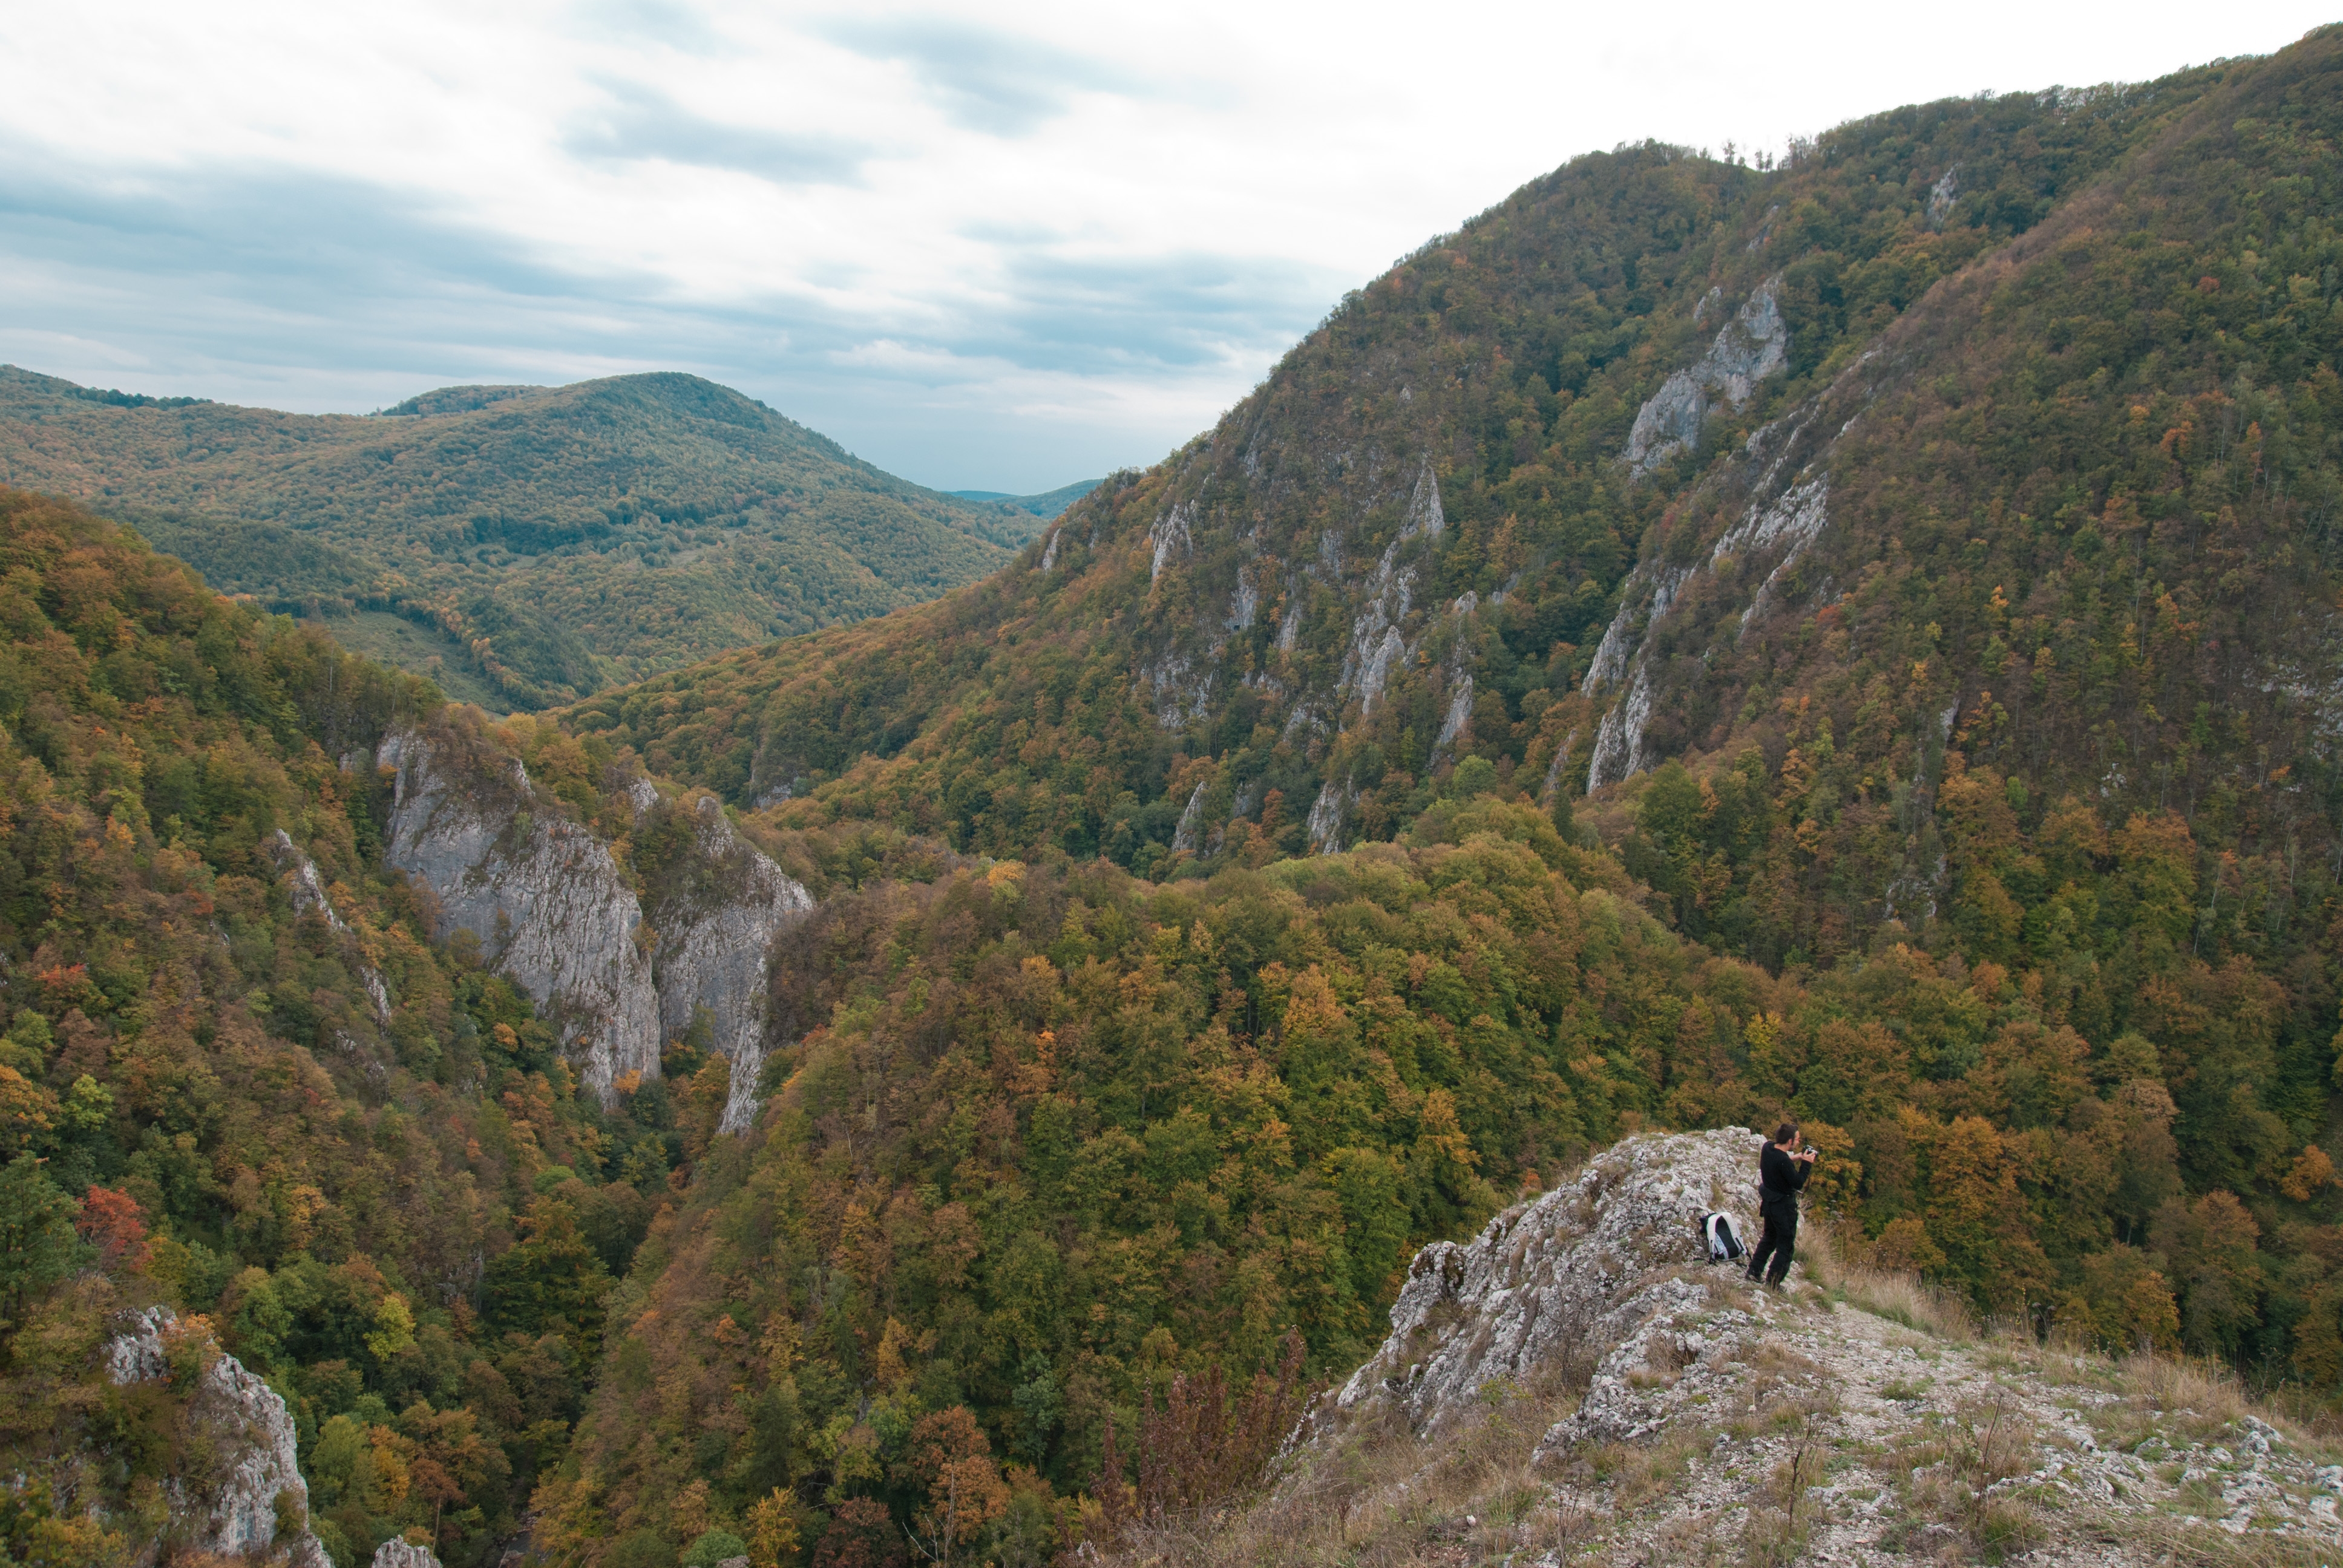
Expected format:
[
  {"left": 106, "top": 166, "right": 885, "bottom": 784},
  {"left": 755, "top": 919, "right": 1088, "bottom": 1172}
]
[{"left": 1758, "top": 1143, "right": 1810, "bottom": 1218}]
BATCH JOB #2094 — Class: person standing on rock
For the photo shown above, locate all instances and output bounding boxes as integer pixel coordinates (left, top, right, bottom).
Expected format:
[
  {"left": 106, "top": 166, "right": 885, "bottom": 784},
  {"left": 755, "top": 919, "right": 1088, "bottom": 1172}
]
[{"left": 1748, "top": 1122, "right": 1815, "bottom": 1287}]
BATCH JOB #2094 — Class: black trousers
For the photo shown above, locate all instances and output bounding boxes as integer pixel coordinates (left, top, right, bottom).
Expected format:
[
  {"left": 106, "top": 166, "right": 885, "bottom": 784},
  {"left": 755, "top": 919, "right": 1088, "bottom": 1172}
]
[{"left": 1749, "top": 1207, "right": 1798, "bottom": 1284}]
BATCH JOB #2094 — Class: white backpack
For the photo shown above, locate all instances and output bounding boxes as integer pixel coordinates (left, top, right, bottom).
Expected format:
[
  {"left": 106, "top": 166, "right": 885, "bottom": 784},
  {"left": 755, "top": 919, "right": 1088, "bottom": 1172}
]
[{"left": 1698, "top": 1211, "right": 1745, "bottom": 1264}]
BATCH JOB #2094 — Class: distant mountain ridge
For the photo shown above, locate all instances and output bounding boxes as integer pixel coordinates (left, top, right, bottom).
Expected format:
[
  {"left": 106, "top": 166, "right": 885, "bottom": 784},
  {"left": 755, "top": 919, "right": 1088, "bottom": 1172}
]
[
  {"left": 0, "top": 366, "right": 1033, "bottom": 707},
  {"left": 950, "top": 479, "right": 1100, "bottom": 520}
]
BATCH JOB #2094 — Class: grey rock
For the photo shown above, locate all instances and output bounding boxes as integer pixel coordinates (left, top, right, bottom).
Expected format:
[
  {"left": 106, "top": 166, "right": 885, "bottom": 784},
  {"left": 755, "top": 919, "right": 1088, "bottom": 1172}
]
[
  {"left": 1584, "top": 472, "right": 1833, "bottom": 792},
  {"left": 1926, "top": 165, "right": 1961, "bottom": 226},
  {"left": 1431, "top": 672, "right": 1474, "bottom": 756},
  {"left": 649, "top": 797, "right": 814, "bottom": 1134},
  {"left": 1334, "top": 462, "right": 1444, "bottom": 719},
  {"left": 380, "top": 724, "right": 660, "bottom": 1099},
  {"left": 107, "top": 1307, "right": 332, "bottom": 1568},
  {"left": 378, "top": 722, "right": 811, "bottom": 1122},
  {"left": 266, "top": 830, "right": 392, "bottom": 1024},
  {"left": 267, "top": 830, "right": 348, "bottom": 933},
  {"left": 1149, "top": 501, "right": 1194, "bottom": 580},
  {"left": 1328, "top": 1128, "right": 1758, "bottom": 1439},
  {"left": 1306, "top": 776, "right": 1353, "bottom": 856},
  {"left": 374, "top": 1539, "right": 445, "bottom": 1568},
  {"left": 1626, "top": 279, "right": 1789, "bottom": 475},
  {"left": 1144, "top": 650, "right": 1214, "bottom": 729},
  {"left": 1170, "top": 779, "right": 1211, "bottom": 855},
  {"left": 1227, "top": 569, "right": 1259, "bottom": 631},
  {"left": 1585, "top": 566, "right": 1691, "bottom": 791}
]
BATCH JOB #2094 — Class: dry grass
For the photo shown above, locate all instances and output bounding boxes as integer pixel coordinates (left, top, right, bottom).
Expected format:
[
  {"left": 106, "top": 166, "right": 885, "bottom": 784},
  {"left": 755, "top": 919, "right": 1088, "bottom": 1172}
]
[
  {"left": 1737, "top": 1419, "right": 1826, "bottom": 1567},
  {"left": 1094, "top": 1217, "right": 2343, "bottom": 1568},
  {"left": 1798, "top": 1224, "right": 1976, "bottom": 1341},
  {"left": 1869, "top": 1393, "right": 2045, "bottom": 1564},
  {"left": 2098, "top": 1514, "right": 2343, "bottom": 1567},
  {"left": 1091, "top": 1385, "right": 1571, "bottom": 1568}
]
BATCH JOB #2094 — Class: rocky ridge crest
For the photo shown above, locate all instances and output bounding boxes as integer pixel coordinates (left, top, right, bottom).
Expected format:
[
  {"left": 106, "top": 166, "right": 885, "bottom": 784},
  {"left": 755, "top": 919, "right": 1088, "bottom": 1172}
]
[
  {"left": 1331, "top": 1127, "right": 1757, "bottom": 1437},
  {"left": 1309, "top": 1128, "right": 2343, "bottom": 1565}
]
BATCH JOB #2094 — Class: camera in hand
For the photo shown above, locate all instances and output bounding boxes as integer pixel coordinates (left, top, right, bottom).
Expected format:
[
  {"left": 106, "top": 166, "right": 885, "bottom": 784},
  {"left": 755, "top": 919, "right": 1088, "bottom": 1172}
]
[{"left": 1801, "top": 1146, "right": 1818, "bottom": 1158}]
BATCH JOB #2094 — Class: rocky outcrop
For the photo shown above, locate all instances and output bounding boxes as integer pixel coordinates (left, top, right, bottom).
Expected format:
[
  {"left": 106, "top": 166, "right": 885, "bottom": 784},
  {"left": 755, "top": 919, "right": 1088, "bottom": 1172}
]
[
  {"left": 1170, "top": 779, "right": 1211, "bottom": 856},
  {"left": 1584, "top": 566, "right": 1692, "bottom": 791},
  {"left": 1289, "top": 1127, "right": 2343, "bottom": 1563},
  {"left": 373, "top": 1537, "right": 444, "bottom": 1568},
  {"left": 644, "top": 795, "right": 814, "bottom": 1134},
  {"left": 1625, "top": 278, "right": 1789, "bottom": 475},
  {"left": 1330, "top": 1128, "right": 1757, "bottom": 1437},
  {"left": 1926, "top": 163, "right": 1961, "bottom": 225},
  {"left": 266, "top": 829, "right": 392, "bottom": 1024},
  {"left": 1149, "top": 501, "right": 1194, "bottom": 580},
  {"left": 1305, "top": 776, "right": 1352, "bottom": 855},
  {"left": 378, "top": 722, "right": 811, "bottom": 1119},
  {"left": 1334, "top": 462, "right": 1446, "bottom": 721},
  {"left": 1585, "top": 431, "right": 1838, "bottom": 792},
  {"left": 107, "top": 1307, "right": 332, "bottom": 1568},
  {"left": 379, "top": 726, "right": 660, "bottom": 1097}
]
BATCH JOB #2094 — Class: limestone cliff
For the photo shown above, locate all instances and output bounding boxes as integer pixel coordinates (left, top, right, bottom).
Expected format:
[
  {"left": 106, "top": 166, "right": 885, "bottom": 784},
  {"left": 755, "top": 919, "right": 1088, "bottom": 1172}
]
[
  {"left": 106, "top": 1307, "right": 332, "bottom": 1568},
  {"left": 639, "top": 792, "right": 814, "bottom": 1133},
  {"left": 377, "top": 719, "right": 811, "bottom": 1117}
]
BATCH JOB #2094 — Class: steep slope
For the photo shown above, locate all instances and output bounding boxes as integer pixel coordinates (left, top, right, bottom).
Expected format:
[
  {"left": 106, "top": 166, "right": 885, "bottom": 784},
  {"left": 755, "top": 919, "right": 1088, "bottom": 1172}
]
[
  {"left": 0, "top": 369, "right": 1017, "bottom": 707},
  {"left": 0, "top": 486, "right": 802, "bottom": 1568},
  {"left": 375, "top": 713, "right": 813, "bottom": 1117},
  {"left": 566, "top": 42, "right": 2341, "bottom": 1039},
  {"left": 567, "top": 46, "right": 2301, "bottom": 878}
]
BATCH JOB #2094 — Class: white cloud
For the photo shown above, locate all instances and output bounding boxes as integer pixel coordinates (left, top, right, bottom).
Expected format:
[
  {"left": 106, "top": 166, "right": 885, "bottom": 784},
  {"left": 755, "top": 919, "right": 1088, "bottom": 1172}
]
[{"left": 0, "top": 0, "right": 2332, "bottom": 489}]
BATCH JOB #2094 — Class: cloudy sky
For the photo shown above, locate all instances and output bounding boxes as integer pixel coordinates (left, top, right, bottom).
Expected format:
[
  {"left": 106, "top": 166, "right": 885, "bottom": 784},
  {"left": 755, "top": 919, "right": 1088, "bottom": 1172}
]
[{"left": 1, "top": 4, "right": 2332, "bottom": 492}]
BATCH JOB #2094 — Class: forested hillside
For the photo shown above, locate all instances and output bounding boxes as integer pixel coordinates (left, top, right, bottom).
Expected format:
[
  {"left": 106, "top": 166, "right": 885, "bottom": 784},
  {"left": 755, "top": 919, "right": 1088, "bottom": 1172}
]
[
  {"left": 0, "top": 489, "right": 719, "bottom": 1567},
  {"left": 526, "top": 31, "right": 2343, "bottom": 1558},
  {"left": 8, "top": 27, "right": 2343, "bottom": 1568},
  {"left": 0, "top": 370, "right": 1040, "bottom": 709}
]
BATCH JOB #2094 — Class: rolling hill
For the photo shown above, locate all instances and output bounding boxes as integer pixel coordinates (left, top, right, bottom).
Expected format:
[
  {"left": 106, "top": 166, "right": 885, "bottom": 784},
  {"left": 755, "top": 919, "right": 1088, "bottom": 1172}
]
[{"left": 0, "top": 368, "right": 1049, "bottom": 708}]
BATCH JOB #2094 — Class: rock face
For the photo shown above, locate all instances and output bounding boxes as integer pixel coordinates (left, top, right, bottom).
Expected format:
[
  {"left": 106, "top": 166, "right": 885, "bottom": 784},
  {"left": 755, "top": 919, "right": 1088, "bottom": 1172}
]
[
  {"left": 1333, "top": 1127, "right": 1759, "bottom": 1437},
  {"left": 378, "top": 721, "right": 811, "bottom": 1118},
  {"left": 373, "top": 1537, "right": 444, "bottom": 1568},
  {"left": 1624, "top": 278, "right": 1789, "bottom": 474},
  {"left": 380, "top": 725, "right": 661, "bottom": 1097},
  {"left": 1585, "top": 391, "right": 1846, "bottom": 793},
  {"left": 266, "top": 829, "right": 392, "bottom": 1024},
  {"left": 646, "top": 795, "right": 814, "bottom": 1134},
  {"left": 106, "top": 1307, "right": 332, "bottom": 1568}
]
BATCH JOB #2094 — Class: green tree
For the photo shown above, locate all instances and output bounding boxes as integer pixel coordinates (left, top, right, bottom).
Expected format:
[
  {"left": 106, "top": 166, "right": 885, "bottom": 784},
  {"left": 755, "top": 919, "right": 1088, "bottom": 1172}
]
[
  {"left": 481, "top": 1197, "right": 615, "bottom": 1356},
  {"left": 0, "top": 1154, "right": 80, "bottom": 1315}
]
